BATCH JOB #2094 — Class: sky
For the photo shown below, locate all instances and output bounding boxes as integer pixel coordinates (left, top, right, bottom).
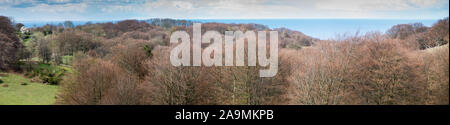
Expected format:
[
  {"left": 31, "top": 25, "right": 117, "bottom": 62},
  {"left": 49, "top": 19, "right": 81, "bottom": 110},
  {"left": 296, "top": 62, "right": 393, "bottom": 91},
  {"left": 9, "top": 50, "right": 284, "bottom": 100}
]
[{"left": 0, "top": 0, "right": 448, "bottom": 21}]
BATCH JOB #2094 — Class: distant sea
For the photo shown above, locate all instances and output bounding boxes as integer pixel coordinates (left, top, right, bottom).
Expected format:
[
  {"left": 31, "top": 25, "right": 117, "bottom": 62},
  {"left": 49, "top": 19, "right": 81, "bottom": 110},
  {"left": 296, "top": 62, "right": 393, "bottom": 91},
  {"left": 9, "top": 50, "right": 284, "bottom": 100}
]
[{"left": 20, "top": 19, "right": 437, "bottom": 40}]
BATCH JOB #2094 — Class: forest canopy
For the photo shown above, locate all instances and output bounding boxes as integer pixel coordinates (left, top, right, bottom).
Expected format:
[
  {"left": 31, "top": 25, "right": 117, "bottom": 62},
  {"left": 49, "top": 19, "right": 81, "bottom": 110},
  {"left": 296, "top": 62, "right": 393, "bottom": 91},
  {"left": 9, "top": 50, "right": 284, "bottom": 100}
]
[{"left": 1, "top": 16, "right": 448, "bottom": 105}]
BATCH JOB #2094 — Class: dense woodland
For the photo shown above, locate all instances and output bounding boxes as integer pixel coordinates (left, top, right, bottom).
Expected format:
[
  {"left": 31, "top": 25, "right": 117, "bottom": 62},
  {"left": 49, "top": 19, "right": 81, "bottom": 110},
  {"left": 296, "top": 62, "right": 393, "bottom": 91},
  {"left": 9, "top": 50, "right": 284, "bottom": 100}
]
[{"left": 0, "top": 16, "right": 448, "bottom": 105}]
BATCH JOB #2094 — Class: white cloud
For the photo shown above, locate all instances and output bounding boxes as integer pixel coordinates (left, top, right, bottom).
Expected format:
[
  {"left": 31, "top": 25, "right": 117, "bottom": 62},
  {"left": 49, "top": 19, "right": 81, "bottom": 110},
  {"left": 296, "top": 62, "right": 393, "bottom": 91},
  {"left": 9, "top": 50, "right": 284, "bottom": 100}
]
[
  {"left": 315, "top": 0, "right": 445, "bottom": 11},
  {"left": 142, "top": 0, "right": 195, "bottom": 11},
  {"left": 47, "top": 0, "right": 72, "bottom": 3},
  {"left": 172, "top": 1, "right": 193, "bottom": 10},
  {"left": 101, "top": 4, "right": 138, "bottom": 13},
  {"left": 0, "top": 0, "right": 35, "bottom": 7},
  {"left": 29, "top": 3, "right": 87, "bottom": 13},
  {"left": 407, "top": 0, "right": 441, "bottom": 7}
]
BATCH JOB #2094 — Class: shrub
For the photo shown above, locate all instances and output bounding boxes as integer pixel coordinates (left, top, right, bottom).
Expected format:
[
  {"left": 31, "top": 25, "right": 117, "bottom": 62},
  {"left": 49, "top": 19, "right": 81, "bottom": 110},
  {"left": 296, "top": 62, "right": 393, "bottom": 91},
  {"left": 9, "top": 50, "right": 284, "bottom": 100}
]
[
  {"left": 111, "top": 40, "right": 152, "bottom": 80},
  {"left": 351, "top": 39, "right": 427, "bottom": 104},
  {"left": 139, "top": 46, "right": 204, "bottom": 105},
  {"left": 38, "top": 68, "right": 65, "bottom": 85},
  {"left": 24, "top": 64, "right": 66, "bottom": 85},
  {"left": 286, "top": 41, "right": 354, "bottom": 104},
  {"left": 422, "top": 17, "right": 449, "bottom": 49},
  {"left": 57, "top": 57, "right": 142, "bottom": 105},
  {"left": 422, "top": 45, "right": 449, "bottom": 104},
  {"left": 287, "top": 34, "right": 431, "bottom": 105},
  {"left": 139, "top": 44, "right": 291, "bottom": 105}
]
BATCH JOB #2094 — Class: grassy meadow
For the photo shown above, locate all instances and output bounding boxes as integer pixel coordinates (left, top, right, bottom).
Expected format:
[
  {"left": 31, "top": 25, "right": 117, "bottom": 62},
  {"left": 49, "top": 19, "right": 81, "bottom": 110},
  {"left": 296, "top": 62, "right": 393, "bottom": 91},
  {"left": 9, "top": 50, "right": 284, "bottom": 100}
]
[{"left": 0, "top": 73, "right": 58, "bottom": 105}]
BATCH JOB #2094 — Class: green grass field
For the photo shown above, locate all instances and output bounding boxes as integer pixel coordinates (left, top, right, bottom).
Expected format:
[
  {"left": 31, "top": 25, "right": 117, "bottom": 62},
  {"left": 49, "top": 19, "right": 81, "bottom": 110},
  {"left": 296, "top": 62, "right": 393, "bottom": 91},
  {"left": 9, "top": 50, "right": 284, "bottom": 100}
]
[{"left": 0, "top": 73, "right": 59, "bottom": 105}]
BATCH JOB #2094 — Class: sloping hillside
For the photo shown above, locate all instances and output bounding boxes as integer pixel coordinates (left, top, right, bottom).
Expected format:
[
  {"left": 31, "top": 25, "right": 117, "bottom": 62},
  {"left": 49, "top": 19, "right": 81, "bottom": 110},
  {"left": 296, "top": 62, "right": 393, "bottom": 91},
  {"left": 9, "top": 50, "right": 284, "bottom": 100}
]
[{"left": 425, "top": 44, "right": 449, "bottom": 53}]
